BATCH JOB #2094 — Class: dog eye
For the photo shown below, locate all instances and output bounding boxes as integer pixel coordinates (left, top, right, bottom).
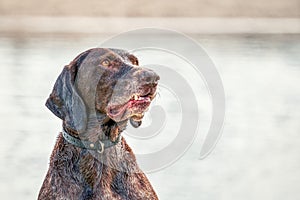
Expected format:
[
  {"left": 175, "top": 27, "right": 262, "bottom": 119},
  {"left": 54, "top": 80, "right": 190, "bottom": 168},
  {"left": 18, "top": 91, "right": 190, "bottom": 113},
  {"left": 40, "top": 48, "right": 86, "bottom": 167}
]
[{"left": 101, "top": 60, "right": 110, "bottom": 67}]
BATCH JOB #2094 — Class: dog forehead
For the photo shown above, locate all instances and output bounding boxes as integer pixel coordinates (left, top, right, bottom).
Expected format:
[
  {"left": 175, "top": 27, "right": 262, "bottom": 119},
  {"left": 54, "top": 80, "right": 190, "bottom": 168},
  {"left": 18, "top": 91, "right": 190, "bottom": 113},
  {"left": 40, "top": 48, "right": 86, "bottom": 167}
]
[
  {"left": 74, "top": 48, "right": 137, "bottom": 69},
  {"left": 75, "top": 48, "right": 130, "bottom": 86},
  {"left": 85, "top": 48, "right": 120, "bottom": 61},
  {"left": 108, "top": 48, "right": 130, "bottom": 57},
  {"left": 108, "top": 48, "right": 138, "bottom": 64}
]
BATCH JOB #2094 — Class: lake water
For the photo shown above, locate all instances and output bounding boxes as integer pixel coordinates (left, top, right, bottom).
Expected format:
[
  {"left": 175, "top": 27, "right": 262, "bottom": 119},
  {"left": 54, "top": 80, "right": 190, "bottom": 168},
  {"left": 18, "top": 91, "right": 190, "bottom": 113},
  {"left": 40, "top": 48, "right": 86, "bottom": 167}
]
[{"left": 0, "top": 33, "right": 299, "bottom": 200}]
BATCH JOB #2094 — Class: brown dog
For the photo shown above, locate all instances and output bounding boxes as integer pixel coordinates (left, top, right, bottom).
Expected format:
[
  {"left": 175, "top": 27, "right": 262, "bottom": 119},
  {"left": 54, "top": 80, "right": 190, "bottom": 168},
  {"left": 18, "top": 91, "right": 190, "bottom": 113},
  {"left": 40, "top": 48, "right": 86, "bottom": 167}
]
[{"left": 38, "top": 48, "right": 159, "bottom": 200}]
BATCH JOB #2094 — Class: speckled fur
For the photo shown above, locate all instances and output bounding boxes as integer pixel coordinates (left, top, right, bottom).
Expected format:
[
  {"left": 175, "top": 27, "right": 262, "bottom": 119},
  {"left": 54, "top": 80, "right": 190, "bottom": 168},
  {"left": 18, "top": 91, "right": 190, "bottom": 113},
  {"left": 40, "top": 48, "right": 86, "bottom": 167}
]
[
  {"left": 38, "top": 48, "right": 159, "bottom": 200},
  {"left": 39, "top": 134, "right": 157, "bottom": 200}
]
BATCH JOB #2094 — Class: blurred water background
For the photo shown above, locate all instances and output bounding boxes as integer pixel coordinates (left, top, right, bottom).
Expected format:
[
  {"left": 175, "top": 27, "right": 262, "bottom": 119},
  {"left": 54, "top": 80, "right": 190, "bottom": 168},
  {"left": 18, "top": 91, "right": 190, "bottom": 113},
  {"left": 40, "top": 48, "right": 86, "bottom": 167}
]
[{"left": 0, "top": 33, "right": 299, "bottom": 200}]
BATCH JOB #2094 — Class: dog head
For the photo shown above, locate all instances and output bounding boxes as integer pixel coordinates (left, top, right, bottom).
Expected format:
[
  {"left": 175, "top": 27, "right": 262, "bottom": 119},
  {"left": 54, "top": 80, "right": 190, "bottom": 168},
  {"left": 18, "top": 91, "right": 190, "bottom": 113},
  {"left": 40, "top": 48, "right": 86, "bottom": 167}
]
[{"left": 46, "top": 48, "right": 159, "bottom": 133}]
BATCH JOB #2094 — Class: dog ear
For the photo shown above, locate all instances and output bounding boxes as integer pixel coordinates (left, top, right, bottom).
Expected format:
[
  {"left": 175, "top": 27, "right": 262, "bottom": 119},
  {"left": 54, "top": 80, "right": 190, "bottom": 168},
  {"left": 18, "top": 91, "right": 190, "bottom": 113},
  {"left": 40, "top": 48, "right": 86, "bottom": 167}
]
[
  {"left": 127, "top": 54, "right": 139, "bottom": 66},
  {"left": 45, "top": 51, "right": 90, "bottom": 132}
]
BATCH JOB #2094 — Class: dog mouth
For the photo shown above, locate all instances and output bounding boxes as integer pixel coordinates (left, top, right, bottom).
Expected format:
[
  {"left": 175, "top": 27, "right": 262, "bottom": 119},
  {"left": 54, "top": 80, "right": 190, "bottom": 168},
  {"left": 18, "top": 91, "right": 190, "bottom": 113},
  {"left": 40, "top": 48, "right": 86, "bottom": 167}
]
[{"left": 107, "top": 91, "right": 156, "bottom": 121}]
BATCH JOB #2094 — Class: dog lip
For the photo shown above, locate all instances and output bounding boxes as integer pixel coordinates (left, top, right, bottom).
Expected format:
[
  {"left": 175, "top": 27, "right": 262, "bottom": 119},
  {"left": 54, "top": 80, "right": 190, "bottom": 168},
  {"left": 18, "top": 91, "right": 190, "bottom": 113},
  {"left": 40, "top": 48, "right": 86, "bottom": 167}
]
[
  {"left": 107, "top": 103, "right": 128, "bottom": 118},
  {"left": 107, "top": 83, "right": 157, "bottom": 119},
  {"left": 107, "top": 95, "right": 152, "bottom": 118}
]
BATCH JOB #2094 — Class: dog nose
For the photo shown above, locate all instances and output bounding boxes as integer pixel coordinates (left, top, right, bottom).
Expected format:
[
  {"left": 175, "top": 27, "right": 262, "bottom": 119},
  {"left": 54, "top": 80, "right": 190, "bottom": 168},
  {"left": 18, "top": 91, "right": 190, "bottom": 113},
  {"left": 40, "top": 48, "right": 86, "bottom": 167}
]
[{"left": 139, "top": 69, "right": 160, "bottom": 85}]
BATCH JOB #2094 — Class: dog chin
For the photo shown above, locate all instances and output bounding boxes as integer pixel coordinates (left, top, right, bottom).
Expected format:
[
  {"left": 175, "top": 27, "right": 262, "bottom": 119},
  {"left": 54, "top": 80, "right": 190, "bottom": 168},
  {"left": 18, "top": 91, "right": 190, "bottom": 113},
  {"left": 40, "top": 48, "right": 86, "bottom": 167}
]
[
  {"left": 107, "top": 106, "right": 147, "bottom": 123},
  {"left": 129, "top": 117, "right": 142, "bottom": 128}
]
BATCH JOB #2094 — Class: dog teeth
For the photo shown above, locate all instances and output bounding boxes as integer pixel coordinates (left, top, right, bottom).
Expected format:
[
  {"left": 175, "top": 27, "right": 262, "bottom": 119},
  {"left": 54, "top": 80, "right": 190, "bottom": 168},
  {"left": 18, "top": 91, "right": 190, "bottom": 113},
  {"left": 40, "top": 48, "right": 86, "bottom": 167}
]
[{"left": 132, "top": 94, "right": 149, "bottom": 101}]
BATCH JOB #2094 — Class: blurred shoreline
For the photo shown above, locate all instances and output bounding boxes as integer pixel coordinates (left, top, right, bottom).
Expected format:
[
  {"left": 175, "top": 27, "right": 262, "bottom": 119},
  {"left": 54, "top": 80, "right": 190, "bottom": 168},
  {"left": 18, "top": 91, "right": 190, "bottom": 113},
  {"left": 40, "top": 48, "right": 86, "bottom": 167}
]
[
  {"left": 1, "top": 0, "right": 299, "bottom": 17},
  {"left": 0, "top": 16, "right": 299, "bottom": 34}
]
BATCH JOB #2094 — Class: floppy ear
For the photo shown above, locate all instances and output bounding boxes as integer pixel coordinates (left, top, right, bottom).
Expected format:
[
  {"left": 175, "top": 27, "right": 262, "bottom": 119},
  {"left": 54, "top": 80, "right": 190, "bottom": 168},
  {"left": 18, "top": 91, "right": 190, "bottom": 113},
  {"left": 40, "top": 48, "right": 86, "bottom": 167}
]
[{"left": 45, "top": 51, "right": 90, "bottom": 132}]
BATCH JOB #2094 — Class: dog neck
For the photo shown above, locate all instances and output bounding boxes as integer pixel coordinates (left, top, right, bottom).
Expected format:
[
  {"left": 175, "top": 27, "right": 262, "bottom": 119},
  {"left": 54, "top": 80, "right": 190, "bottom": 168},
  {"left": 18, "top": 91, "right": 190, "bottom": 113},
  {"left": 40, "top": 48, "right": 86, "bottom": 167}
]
[{"left": 63, "top": 112, "right": 128, "bottom": 144}]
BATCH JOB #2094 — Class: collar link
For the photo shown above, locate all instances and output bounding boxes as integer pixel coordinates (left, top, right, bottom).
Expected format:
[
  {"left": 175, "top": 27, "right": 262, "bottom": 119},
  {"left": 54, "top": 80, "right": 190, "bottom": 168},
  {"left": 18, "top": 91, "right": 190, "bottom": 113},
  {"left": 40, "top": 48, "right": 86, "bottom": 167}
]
[{"left": 62, "top": 129, "right": 122, "bottom": 153}]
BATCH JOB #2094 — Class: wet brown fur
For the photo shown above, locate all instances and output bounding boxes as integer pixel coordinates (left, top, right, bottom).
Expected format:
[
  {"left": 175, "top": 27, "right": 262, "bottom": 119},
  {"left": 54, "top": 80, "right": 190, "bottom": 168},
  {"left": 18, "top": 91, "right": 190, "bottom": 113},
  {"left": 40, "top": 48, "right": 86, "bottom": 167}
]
[{"left": 38, "top": 48, "right": 159, "bottom": 200}]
